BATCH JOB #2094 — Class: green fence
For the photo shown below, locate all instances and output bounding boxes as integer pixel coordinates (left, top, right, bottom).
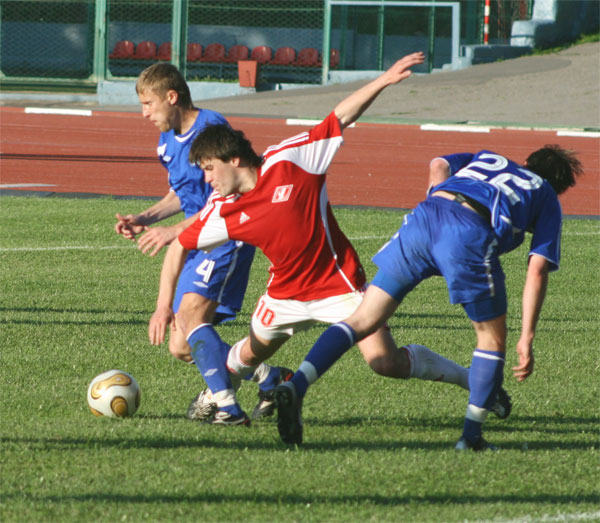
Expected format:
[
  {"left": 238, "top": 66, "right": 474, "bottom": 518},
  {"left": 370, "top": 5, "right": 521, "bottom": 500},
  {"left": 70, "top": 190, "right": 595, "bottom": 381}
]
[{"left": 0, "top": 0, "right": 533, "bottom": 88}]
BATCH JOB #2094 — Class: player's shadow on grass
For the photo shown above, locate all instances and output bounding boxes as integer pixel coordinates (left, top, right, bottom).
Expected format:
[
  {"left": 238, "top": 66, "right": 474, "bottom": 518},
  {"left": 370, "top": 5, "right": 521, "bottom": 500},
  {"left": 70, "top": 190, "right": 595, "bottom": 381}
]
[
  {"left": 0, "top": 306, "right": 253, "bottom": 327},
  {"left": 2, "top": 491, "right": 598, "bottom": 509},
  {"left": 1, "top": 305, "right": 150, "bottom": 326},
  {"left": 1, "top": 318, "right": 149, "bottom": 326},
  {"left": 4, "top": 413, "right": 596, "bottom": 452},
  {"left": 0, "top": 306, "right": 149, "bottom": 314},
  {"left": 321, "top": 414, "right": 599, "bottom": 432}
]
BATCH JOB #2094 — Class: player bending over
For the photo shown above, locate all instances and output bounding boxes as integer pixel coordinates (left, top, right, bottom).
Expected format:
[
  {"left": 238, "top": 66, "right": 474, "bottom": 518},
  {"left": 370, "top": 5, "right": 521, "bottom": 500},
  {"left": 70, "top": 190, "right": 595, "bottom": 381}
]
[
  {"left": 154, "top": 52, "right": 511, "bottom": 437},
  {"left": 276, "top": 144, "right": 581, "bottom": 449}
]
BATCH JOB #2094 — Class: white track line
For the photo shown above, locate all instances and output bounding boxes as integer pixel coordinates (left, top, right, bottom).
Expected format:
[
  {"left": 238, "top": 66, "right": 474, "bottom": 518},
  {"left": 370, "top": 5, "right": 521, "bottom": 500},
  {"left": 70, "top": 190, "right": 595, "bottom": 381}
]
[
  {"left": 25, "top": 107, "right": 92, "bottom": 116},
  {"left": 557, "top": 130, "right": 600, "bottom": 138},
  {"left": 0, "top": 183, "right": 57, "bottom": 189},
  {"left": 421, "top": 123, "right": 491, "bottom": 133}
]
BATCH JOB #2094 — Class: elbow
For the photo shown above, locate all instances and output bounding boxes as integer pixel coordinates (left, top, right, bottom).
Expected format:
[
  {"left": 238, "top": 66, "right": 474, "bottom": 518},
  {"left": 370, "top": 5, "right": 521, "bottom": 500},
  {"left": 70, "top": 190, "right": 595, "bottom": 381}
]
[{"left": 429, "top": 158, "right": 450, "bottom": 187}]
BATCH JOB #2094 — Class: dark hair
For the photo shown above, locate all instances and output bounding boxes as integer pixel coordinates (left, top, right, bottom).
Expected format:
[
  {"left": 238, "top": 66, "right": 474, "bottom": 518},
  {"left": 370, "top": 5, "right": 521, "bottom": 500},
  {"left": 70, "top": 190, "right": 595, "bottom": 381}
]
[
  {"left": 136, "top": 63, "right": 193, "bottom": 109},
  {"left": 189, "top": 124, "right": 262, "bottom": 168},
  {"left": 525, "top": 145, "right": 582, "bottom": 195}
]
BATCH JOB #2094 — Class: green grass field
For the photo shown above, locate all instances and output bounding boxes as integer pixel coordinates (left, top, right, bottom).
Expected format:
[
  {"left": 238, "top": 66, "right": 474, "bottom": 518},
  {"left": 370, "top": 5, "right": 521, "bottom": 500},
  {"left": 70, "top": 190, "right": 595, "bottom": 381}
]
[{"left": 1, "top": 195, "right": 598, "bottom": 522}]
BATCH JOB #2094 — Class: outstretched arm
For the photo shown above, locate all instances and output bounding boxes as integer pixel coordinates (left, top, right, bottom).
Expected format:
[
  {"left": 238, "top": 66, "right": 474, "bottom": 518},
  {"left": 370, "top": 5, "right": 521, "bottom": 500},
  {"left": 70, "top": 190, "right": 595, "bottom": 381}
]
[
  {"left": 334, "top": 52, "right": 424, "bottom": 129},
  {"left": 115, "top": 191, "right": 182, "bottom": 241},
  {"left": 513, "top": 254, "right": 549, "bottom": 382},
  {"left": 137, "top": 210, "right": 200, "bottom": 257}
]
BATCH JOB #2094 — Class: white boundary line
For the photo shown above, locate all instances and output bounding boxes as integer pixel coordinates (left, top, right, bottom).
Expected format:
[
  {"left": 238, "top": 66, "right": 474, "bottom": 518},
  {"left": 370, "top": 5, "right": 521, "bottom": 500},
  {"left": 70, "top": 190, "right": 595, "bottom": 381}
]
[
  {"left": 499, "top": 510, "right": 600, "bottom": 522},
  {"left": 0, "top": 245, "right": 134, "bottom": 252},
  {"left": 1, "top": 230, "right": 597, "bottom": 253},
  {"left": 24, "top": 107, "right": 93, "bottom": 117}
]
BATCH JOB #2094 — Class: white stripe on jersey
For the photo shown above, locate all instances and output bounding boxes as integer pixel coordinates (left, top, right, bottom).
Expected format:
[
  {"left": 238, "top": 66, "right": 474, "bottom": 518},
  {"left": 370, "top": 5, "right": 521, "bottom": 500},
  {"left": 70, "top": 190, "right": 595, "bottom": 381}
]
[
  {"left": 193, "top": 198, "right": 231, "bottom": 251},
  {"left": 262, "top": 135, "right": 343, "bottom": 178},
  {"left": 199, "top": 190, "right": 221, "bottom": 221},
  {"left": 263, "top": 131, "right": 309, "bottom": 156},
  {"left": 318, "top": 182, "right": 358, "bottom": 292},
  {"left": 216, "top": 241, "right": 243, "bottom": 303}
]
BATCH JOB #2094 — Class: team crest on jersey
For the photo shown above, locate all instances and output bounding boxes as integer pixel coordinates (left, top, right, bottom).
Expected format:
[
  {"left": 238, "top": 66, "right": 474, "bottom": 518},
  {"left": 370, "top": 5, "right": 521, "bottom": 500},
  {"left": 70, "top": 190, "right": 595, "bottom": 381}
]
[
  {"left": 272, "top": 184, "right": 293, "bottom": 203},
  {"left": 157, "top": 143, "right": 171, "bottom": 162}
]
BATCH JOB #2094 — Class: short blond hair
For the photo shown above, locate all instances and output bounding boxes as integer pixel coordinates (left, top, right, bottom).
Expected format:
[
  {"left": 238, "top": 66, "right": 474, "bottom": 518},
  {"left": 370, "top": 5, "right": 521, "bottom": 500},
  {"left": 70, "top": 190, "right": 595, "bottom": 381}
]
[{"left": 136, "top": 63, "right": 193, "bottom": 108}]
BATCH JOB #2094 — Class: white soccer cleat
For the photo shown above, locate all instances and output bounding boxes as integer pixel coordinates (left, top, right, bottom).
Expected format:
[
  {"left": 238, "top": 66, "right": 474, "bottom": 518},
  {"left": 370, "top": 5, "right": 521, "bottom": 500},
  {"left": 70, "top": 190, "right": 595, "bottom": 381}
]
[{"left": 186, "top": 388, "right": 217, "bottom": 421}]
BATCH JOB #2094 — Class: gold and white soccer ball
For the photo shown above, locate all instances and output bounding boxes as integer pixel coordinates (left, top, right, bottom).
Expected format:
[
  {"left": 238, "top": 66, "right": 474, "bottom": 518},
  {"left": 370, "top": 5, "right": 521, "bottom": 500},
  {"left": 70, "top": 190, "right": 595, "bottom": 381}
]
[{"left": 87, "top": 369, "right": 140, "bottom": 418}]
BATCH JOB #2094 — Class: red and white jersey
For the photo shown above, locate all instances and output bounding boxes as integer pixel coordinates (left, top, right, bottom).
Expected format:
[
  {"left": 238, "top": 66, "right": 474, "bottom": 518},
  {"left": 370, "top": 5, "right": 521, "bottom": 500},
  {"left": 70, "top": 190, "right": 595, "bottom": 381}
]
[{"left": 179, "top": 111, "right": 366, "bottom": 301}]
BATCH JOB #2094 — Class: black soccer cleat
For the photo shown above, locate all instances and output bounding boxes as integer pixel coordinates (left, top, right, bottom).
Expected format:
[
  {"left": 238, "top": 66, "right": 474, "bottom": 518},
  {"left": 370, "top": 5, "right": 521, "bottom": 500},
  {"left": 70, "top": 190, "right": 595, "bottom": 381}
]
[
  {"left": 251, "top": 367, "right": 294, "bottom": 420},
  {"left": 455, "top": 436, "right": 498, "bottom": 451},
  {"left": 490, "top": 387, "right": 512, "bottom": 419},
  {"left": 274, "top": 381, "right": 303, "bottom": 445}
]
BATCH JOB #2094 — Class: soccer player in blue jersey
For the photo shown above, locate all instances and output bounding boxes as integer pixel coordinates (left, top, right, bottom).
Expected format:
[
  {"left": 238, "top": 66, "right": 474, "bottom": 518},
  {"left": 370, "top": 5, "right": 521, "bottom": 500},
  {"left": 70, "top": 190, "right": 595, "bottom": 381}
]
[
  {"left": 114, "top": 63, "right": 289, "bottom": 425},
  {"left": 276, "top": 145, "right": 581, "bottom": 449}
]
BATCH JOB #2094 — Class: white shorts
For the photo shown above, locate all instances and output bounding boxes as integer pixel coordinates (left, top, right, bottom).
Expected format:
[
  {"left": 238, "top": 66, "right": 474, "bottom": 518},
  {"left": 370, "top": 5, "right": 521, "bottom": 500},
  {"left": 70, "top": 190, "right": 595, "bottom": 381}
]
[{"left": 251, "top": 290, "right": 364, "bottom": 341}]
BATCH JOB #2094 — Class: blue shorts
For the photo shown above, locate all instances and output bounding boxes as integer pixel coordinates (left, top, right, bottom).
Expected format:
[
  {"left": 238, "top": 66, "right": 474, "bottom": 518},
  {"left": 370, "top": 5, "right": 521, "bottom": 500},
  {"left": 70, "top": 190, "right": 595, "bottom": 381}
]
[
  {"left": 371, "top": 197, "right": 507, "bottom": 322},
  {"left": 173, "top": 240, "right": 255, "bottom": 323}
]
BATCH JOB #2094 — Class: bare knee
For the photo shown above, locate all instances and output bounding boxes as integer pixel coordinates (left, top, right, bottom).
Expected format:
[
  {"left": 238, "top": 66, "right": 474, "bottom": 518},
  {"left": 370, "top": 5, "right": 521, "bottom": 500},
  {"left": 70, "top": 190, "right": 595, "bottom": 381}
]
[
  {"left": 176, "top": 293, "right": 219, "bottom": 338},
  {"left": 347, "top": 313, "right": 385, "bottom": 341},
  {"left": 358, "top": 328, "right": 411, "bottom": 379}
]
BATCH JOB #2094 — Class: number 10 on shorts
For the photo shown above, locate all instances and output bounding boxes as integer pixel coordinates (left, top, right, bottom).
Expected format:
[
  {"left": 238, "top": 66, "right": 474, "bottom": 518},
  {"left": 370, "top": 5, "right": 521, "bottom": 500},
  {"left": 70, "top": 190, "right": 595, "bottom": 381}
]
[{"left": 254, "top": 298, "right": 275, "bottom": 327}]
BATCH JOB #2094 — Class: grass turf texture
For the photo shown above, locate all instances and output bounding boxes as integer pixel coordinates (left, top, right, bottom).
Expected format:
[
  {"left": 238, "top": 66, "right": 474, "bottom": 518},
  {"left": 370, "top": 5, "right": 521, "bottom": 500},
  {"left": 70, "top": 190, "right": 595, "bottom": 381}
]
[{"left": 1, "top": 196, "right": 598, "bottom": 522}]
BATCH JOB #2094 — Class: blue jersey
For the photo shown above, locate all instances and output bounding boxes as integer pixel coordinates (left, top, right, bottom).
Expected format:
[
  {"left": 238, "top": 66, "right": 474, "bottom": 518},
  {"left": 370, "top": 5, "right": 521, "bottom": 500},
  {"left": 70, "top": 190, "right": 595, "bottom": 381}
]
[
  {"left": 434, "top": 150, "right": 563, "bottom": 270},
  {"left": 157, "top": 108, "right": 227, "bottom": 218},
  {"left": 156, "top": 108, "right": 255, "bottom": 317}
]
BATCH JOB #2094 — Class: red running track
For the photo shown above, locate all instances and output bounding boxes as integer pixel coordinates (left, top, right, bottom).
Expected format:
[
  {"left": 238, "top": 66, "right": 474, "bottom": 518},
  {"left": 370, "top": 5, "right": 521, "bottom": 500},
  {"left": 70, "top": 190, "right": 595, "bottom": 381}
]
[{"left": 0, "top": 107, "right": 598, "bottom": 215}]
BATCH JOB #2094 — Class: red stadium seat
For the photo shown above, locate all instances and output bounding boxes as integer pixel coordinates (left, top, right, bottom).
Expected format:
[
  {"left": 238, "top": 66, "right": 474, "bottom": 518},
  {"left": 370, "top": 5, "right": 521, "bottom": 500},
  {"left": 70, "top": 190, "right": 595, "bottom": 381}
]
[
  {"left": 293, "top": 47, "right": 319, "bottom": 67},
  {"left": 270, "top": 46, "right": 296, "bottom": 65},
  {"left": 109, "top": 40, "right": 135, "bottom": 59},
  {"left": 133, "top": 41, "right": 157, "bottom": 60},
  {"left": 250, "top": 45, "right": 272, "bottom": 64},
  {"left": 187, "top": 43, "right": 203, "bottom": 62},
  {"left": 330, "top": 48, "right": 340, "bottom": 68},
  {"left": 223, "top": 45, "right": 249, "bottom": 63},
  {"left": 198, "top": 43, "right": 225, "bottom": 62},
  {"left": 157, "top": 42, "right": 172, "bottom": 61},
  {"left": 317, "top": 48, "right": 340, "bottom": 68}
]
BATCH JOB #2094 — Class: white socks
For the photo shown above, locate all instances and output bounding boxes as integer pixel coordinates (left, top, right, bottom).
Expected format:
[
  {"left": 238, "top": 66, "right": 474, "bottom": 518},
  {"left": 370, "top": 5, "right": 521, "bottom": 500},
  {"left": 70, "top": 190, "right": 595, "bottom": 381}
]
[
  {"left": 226, "top": 338, "right": 255, "bottom": 378},
  {"left": 404, "top": 344, "right": 469, "bottom": 390}
]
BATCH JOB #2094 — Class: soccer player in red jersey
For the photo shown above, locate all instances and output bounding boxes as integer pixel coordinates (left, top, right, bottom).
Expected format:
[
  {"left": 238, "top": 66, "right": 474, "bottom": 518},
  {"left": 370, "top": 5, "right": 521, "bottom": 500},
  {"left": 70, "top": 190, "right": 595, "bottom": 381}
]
[{"left": 154, "top": 52, "right": 510, "bottom": 434}]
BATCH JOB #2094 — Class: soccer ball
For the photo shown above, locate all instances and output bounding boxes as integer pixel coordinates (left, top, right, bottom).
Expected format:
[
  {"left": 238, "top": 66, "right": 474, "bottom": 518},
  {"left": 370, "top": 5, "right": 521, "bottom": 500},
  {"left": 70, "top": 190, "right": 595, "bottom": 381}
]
[{"left": 87, "top": 369, "right": 140, "bottom": 418}]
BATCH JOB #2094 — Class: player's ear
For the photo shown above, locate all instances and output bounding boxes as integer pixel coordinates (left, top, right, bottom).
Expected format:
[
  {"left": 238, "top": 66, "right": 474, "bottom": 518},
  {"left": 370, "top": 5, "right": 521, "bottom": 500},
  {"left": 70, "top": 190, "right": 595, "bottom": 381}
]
[
  {"left": 166, "top": 89, "right": 178, "bottom": 106},
  {"left": 230, "top": 157, "right": 241, "bottom": 167}
]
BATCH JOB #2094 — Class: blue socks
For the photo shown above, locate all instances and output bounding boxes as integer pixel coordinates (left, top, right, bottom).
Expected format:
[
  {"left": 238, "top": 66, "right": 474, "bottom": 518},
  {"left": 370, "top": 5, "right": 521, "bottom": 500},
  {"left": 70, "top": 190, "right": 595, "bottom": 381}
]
[
  {"left": 462, "top": 349, "right": 505, "bottom": 443},
  {"left": 187, "top": 324, "right": 242, "bottom": 417},
  {"left": 290, "top": 322, "right": 357, "bottom": 399}
]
